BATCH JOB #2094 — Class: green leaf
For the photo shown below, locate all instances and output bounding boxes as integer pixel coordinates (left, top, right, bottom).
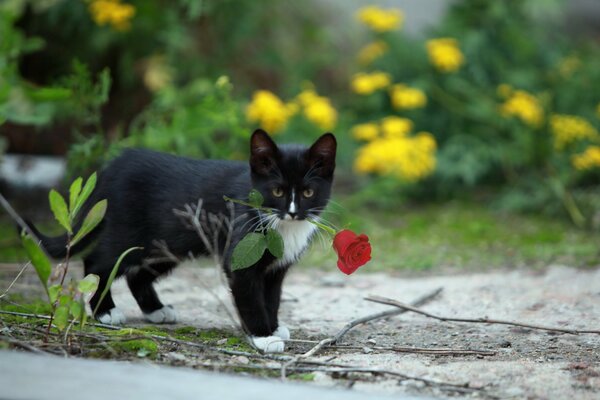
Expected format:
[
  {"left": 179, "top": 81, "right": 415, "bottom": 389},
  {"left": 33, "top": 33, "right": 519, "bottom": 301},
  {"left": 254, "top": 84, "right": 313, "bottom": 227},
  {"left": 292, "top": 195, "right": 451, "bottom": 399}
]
[
  {"left": 69, "top": 301, "right": 83, "bottom": 320},
  {"left": 71, "top": 199, "right": 107, "bottom": 246},
  {"left": 49, "top": 190, "right": 71, "bottom": 233},
  {"left": 265, "top": 229, "right": 284, "bottom": 258},
  {"left": 248, "top": 189, "right": 264, "bottom": 207},
  {"left": 59, "top": 294, "right": 72, "bottom": 306},
  {"left": 231, "top": 233, "right": 267, "bottom": 271},
  {"left": 78, "top": 274, "right": 99, "bottom": 295},
  {"left": 53, "top": 305, "right": 69, "bottom": 331},
  {"left": 48, "top": 285, "right": 62, "bottom": 304},
  {"left": 93, "top": 247, "right": 143, "bottom": 317},
  {"left": 21, "top": 234, "right": 52, "bottom": 294},
  {"left": 69, "top": 177, "right": 83, "bottom": 219},
  {"left": 71, "top": 172, "right": 97, "bottom": 220}
]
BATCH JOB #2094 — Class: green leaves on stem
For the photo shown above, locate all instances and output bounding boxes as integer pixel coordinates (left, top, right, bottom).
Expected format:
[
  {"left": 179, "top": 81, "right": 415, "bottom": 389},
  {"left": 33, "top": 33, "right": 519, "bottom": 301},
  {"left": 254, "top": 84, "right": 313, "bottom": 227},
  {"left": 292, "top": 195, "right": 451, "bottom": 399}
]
[
  {"left": 227, "top": 189, "right": 285, "bottom": 271},
  {"left": 231, "top": 229, "right": 284, "bottom": 271}
]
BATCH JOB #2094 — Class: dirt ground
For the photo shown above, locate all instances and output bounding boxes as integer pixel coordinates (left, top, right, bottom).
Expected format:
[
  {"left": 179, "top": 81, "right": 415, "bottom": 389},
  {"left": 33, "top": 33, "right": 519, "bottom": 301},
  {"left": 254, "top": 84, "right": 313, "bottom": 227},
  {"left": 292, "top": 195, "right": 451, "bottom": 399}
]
[{"left": 2, "top": 262, "right": 600, "bottom": 399}]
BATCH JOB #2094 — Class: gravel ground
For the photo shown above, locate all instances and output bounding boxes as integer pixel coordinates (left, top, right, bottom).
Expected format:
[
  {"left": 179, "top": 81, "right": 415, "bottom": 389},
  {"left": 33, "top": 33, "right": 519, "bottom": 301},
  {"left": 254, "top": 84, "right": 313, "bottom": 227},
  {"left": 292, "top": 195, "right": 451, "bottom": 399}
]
[{"left": 2, "top": 263, "right": 599, "bottom": 399}]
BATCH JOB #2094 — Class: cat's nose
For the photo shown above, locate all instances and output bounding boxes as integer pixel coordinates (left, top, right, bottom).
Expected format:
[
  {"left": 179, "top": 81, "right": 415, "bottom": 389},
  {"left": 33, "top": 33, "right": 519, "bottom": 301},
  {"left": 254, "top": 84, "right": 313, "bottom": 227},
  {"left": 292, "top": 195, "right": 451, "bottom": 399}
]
[{"left": 287, "top": 212, "right": 298, "bottom": 220}]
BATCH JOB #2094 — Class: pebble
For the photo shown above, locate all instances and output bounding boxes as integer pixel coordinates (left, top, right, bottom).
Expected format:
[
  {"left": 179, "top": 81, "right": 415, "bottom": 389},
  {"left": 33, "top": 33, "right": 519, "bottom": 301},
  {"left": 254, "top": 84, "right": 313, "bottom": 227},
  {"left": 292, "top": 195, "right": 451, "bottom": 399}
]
[
  {"left": 232, "top": 356, "right": 249, "bottom": 365},
  {"left": 216, "top": 338, "right": 228, "bottom": 345},
  {"left": 165, "top": 352, "right": 187, "bottom": 362}
]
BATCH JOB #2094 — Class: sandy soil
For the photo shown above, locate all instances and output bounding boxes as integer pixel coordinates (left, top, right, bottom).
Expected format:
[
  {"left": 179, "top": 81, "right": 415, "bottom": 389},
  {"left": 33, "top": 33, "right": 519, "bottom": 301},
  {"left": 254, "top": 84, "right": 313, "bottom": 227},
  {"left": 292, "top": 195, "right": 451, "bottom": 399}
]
[
  {"left": 2, "top": 263, "right": 599, "bottom": 399},
  {"left": 108, "top": 263, "right": 600, "bottom": 399}
]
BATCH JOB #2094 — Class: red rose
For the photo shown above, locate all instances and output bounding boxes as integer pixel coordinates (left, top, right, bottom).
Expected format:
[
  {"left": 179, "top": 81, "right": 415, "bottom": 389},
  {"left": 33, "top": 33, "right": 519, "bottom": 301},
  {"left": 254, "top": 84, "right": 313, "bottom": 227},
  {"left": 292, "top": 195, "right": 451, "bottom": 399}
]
[{"left": 332, "top": 229, "right": 372, "bottom": 275}]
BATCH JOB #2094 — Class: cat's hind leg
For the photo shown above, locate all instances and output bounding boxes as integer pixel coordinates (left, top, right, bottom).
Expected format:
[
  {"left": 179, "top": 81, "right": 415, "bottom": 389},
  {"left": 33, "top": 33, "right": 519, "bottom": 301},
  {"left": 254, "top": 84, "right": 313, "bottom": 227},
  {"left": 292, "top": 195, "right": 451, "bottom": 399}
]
[
  {"left": 127, "top": 263, "right": 178, "bottom": 324},
  {"left": 85, "top": 255, "right": 127, "bottom": 325}
]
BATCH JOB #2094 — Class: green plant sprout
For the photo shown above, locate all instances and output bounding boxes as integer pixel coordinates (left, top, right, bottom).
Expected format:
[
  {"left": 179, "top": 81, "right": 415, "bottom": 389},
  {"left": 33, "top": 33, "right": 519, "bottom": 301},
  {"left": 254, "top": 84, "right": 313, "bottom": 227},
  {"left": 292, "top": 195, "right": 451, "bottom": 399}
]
[{"left": 18, "top": 173, "right": 138, "bottom": 339}]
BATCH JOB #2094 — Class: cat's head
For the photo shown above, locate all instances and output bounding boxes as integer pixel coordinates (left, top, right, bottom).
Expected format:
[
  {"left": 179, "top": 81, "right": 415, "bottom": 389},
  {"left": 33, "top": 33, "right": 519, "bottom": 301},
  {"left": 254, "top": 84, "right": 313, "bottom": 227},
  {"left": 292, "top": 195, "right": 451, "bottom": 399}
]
[{"left": 249, "top": 129, "right": 336, "bottom": 222}]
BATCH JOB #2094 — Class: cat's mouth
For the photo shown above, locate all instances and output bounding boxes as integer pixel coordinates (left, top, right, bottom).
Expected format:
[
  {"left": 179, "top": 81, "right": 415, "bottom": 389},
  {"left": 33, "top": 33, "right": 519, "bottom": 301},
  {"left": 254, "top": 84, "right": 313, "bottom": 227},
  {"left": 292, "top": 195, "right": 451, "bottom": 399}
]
[{"left": 282, "top": 213, "right": 302, "bottom": 221}]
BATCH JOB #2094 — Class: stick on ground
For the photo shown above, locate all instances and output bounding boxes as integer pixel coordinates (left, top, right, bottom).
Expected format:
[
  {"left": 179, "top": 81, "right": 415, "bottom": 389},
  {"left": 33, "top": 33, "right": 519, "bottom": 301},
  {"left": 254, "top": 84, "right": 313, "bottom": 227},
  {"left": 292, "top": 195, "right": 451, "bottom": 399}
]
[{"left": 365, "top": 295, "right": 600, "bottom": 335}]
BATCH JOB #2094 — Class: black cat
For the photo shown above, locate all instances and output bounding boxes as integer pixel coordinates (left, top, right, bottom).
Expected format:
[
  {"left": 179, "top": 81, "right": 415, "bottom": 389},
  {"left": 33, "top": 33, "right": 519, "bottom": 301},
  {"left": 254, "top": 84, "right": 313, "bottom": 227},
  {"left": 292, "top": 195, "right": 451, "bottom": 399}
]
[{"left": 28, "top": 129, "right": 336, "bottom": 353}]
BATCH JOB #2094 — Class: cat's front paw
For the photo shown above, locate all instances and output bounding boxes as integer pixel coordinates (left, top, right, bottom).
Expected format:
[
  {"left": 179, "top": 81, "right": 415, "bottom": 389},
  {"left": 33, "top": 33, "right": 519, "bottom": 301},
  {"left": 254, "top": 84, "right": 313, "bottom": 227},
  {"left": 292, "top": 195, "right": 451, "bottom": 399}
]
[
  {"left": 250, "top": 335, "right": 285, "bottom": 353},
  {"left": 144, "top": 305, "right": 178, "bottom": 324},
  {"left": 97, "top": 308, "right": 127, "bottom": 325},
  {"left": 272, "top": 326, "right": 290, "bottom": 340}
]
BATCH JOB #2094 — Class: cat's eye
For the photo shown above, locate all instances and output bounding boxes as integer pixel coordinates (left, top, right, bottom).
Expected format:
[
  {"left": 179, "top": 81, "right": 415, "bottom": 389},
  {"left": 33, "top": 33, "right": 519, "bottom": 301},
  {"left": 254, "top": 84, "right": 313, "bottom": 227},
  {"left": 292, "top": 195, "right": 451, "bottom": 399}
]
[
  {"left": 272, "top": 187, "right": 284, "bottom": 198},
  {"left": 303, "top": 188, "right": 315, "bottom": 198}
]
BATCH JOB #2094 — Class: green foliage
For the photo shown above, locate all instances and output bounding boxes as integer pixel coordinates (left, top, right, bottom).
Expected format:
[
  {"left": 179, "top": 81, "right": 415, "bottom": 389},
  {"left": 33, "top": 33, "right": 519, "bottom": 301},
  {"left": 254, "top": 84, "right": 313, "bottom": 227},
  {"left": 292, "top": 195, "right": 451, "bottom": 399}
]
[
  {"left": 125, "top": 77, "right": 248, "bottom": 160},
  {"left": 49, "top": 189, "right": 71, "bottom": 233},
  {"left": 0, "top": 3, "right": 72, "bottom": 126},
  {"left": 20, "top": 234, "right": 51, "bottom": 296},
  {"left": 18, "top": 172, "right": 136, "bottom": 335},
  {"left": 248, "top": 189, "right": 264, "bottom": 208},
  {"left": 231, "top": 233, "right": 268, "bottom": 271},
  {"left": 265, "top": 229, "right": 284, "bottom": 259},
  {"left": 71, "top": 199, "right": 106, "bottom": 246},
  {"left": 348, "top": 0, "right": 600, "bottom": 227}
]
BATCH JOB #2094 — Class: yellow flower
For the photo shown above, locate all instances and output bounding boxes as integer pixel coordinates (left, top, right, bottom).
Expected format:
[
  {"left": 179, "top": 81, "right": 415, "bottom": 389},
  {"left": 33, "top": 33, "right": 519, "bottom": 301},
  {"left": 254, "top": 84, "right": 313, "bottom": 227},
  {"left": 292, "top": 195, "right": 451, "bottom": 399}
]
[
  {"left": 304, "top": 97, "right": 337, "bottom": 131},
  {"left": 352, "top": 123, "right": 379, "bottom": 141},
  {"left": 381, "top": 116, "right": 413, "bottom": 138},
  {"left": 354, "top": 133, "right": 437, "bottom": 181},
  {"left": 246, "top": 90, "right": 293, "bottom": 134},
  {"left": 89, "top": 0, "right": 135, "bottom": 31},
  {"left": 357, "top": 41, "right": 388, "bottom": 65},
  {"left": 351, "top": 71, "right": 391, "bottom": 95},
  {"left": 550, "top": 114, "right": 599, "bottom": 150},
  {"left": 497, "top": 84, "right": 513, "bottom": 98},
  {"left": 294, "top": 88, "right": 337, "bottom": 131},
  {"left": 143, "top": 55, "right": 173, "bottom": 92},
  {"left": 356, "top": 6, "right": 403, "bottom": 32},
  {"left": 426, "top": 38, "right": 464, "bottom": 73},
  {"left": 500, "top": 90, "right": 544, "bottom": 127},
  {"left": 572, "top": 146, "right": 600, "bottom": 170},
  {"left": 295, "top": 89, "right": 319, "bottom": 107},
  {"left": 389, "top": 84, "right": 427, "bottom": 110}
]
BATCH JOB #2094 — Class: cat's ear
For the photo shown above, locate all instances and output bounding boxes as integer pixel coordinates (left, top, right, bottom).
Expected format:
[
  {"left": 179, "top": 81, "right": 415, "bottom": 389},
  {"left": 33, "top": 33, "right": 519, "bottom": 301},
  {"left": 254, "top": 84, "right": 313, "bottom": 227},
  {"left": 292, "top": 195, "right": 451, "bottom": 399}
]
[
  {"left": 250, "top": 129, "right": 279, "bottom": 175},
  {"left": 307, "top": 133, "right": 336, "bottom": 177}
]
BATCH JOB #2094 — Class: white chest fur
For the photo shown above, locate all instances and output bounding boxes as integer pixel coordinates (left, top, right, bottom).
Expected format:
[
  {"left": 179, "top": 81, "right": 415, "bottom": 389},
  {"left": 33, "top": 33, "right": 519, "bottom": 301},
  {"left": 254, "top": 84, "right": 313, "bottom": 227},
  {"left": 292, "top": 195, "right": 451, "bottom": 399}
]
[{"left": 273, "top": 219, "right": 316, "bottom": 267}]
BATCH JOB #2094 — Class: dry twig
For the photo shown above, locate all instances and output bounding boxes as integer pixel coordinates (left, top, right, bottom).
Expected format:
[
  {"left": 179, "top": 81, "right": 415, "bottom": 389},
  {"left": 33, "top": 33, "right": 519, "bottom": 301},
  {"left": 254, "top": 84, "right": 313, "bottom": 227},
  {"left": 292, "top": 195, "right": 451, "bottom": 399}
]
[
  {"left": 365, "top": 295, "right": 600, "bottom": 335},
  {"left": 280, "top": 287, "right": 443, "bottom": 378}
]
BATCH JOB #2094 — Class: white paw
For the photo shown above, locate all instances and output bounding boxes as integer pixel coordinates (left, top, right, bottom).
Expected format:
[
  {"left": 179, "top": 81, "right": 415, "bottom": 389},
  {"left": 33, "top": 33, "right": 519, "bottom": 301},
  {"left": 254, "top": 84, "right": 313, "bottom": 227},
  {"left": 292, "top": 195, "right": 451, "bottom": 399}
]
[
  {"left": 273, "top": 326, "right": 290, "bottom": 340},
  {"left": 97, "top": 308, "right": 127, "bottom": 325},
  {"left": 144, "top": 305, "right": 178, "bottom": 324},
  {"left": 250, "top": 335, "right": 285, "bottom": 353}
]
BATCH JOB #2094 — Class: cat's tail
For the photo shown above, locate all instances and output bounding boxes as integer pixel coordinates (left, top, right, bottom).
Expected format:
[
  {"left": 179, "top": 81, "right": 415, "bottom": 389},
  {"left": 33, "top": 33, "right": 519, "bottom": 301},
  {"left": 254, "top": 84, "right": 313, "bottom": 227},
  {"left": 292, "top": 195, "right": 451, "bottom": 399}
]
[{"left": 19, "top": 219, "right": 103, "bottom": 259}]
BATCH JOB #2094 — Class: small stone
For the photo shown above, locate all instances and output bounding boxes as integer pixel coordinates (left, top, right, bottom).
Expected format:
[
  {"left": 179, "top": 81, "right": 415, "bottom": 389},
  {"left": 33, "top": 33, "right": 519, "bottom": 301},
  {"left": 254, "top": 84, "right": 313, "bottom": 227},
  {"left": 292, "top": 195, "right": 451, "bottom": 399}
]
[
  {"left": 505, "top": 387, "right": 524, "bottom": 397},
  {"left": 362, "top": 347, "right": 374, "bottom": 354},
  {"left": 165, "top": 352, "right": 186, "bottom": 362},
  {"left": 366, "top": 338, "right": 377, "bottom": 345},
  {"left": 216, "top": 338, "right": 228, "bottom": 345},
  {"left": 319, "top": 276, "right": 345, "bottom": 287},
  {"left": 232, "top": 355, "right": 249, "bottom": 365}
]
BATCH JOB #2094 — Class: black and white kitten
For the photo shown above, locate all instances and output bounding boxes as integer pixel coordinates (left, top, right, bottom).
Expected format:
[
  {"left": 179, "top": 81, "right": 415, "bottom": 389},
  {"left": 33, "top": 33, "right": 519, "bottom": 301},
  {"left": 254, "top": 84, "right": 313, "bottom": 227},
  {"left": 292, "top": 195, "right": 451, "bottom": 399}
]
[{"left": 28, "top": 129, "right": 336, "bottom": 353}]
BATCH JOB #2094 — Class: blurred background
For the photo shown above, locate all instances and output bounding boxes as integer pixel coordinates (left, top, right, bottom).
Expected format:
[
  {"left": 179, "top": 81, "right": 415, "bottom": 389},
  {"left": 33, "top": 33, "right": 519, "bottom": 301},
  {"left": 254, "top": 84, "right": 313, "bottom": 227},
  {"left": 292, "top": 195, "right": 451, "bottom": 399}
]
[{"left": 1, "top": 0, "right": 599, "bottom": 270}]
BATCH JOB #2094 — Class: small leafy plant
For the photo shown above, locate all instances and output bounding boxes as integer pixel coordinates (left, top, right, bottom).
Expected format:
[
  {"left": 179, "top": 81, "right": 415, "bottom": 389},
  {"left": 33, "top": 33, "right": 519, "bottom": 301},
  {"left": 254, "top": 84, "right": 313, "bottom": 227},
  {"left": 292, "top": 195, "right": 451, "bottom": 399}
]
[{"left": 21, "top": 173, "right": 106, "bottom": 336}]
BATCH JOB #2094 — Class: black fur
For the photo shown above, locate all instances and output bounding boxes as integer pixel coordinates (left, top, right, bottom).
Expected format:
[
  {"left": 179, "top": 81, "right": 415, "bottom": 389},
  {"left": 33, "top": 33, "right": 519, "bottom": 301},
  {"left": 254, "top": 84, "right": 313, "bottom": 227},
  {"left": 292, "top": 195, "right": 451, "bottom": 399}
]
[{"left": 29, "top": 129, "right": 336, "bottom": 338}]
